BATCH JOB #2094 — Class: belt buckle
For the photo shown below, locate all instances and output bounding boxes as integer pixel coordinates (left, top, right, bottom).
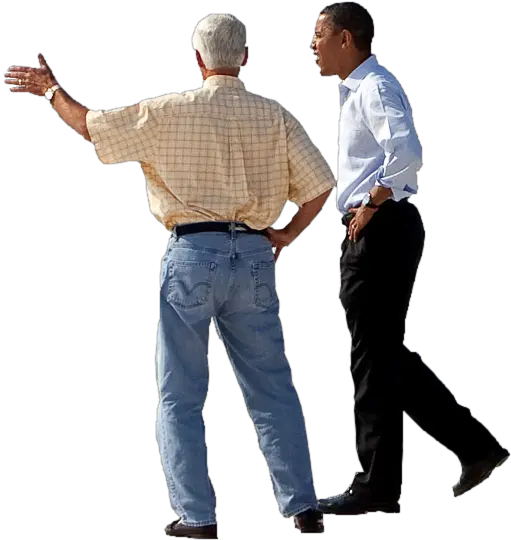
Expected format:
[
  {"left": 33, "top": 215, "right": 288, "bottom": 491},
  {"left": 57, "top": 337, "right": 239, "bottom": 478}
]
[{"left": 230, "top": 222, "right": 247, "bottom": 232}]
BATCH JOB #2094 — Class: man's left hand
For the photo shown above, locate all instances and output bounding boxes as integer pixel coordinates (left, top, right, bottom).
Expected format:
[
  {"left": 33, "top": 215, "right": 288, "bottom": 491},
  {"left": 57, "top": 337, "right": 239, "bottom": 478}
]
[
  {"left": 266, "top": 227, "right": 296, "bottom": 261},
  {"left": 5, "top": 54, "right": 58, "bottom": 97},
  {"left": 348, "top": 205, "right": 378, "bottom": 242}
]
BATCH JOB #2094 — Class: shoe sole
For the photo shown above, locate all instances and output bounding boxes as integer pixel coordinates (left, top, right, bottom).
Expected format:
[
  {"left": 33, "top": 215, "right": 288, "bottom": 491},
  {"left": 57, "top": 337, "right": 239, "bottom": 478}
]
[
  {"left": 165, "top": 530, "right": 217, "bottom": 539},
  {"left": 296, "top": 527, "right": 326, "bottom": 536},
  {"left": 166, "top": 535, "right": 217, "bottom": 539},
  {"left": 495, "top": 456, "right": 509, "bottom": 469},
  {"left": 321, "top": 503, "right": 400, "bottom": 515}
]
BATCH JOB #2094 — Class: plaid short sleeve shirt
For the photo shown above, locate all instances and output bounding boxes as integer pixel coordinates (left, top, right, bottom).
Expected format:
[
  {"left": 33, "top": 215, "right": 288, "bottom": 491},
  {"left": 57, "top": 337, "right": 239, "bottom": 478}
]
[{"left": 86, "top": 75, "right": 336, "bottom": 230}]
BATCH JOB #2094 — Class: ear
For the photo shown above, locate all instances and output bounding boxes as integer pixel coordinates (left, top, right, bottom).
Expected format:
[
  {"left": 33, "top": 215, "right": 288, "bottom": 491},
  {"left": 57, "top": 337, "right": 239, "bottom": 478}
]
[
  {"left": 195, "top": 51, "right": 204, "bottom": 68},
  {"left": 241, "top": 47, "right": 248, "bottom": 66},
  {"left": 340, "top": 29, "right": 353, "bottom": 49}
]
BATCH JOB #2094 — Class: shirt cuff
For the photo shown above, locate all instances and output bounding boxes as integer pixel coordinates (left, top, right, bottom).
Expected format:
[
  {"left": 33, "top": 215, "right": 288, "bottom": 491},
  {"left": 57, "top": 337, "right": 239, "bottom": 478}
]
[
  {"left": 291, "top": 180, "right": 336, "bottom": 207},
  {"left": 85, "top": 110, "right": 114, "bottom": 165},
  {"left": 85, "top": 109, "right": 103, "bottom": 144}
]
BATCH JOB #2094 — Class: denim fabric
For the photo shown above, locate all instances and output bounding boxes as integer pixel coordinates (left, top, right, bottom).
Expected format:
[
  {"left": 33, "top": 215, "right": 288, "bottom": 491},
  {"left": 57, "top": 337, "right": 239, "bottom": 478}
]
[{"left": 155, "top": 224, "right": 317, "bottom": 525}]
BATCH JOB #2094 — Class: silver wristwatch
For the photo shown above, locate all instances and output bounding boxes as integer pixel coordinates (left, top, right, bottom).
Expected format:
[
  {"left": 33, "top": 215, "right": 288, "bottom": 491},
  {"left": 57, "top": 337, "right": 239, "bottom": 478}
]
[
  {"left": 362, "top": 192, "right": 379, "bottom": 209},
  {"left": 45, "top": 84, "right": 61, "bottom": 101}
]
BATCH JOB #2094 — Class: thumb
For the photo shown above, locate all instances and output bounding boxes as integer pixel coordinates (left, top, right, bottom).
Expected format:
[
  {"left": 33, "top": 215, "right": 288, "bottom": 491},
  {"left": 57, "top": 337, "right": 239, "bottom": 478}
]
[
  {"left": 349, "top": 208, "right": 358, "bottom": 214},
  {"left": 38, "top": 54, "right": 48, "bottom": 68}
]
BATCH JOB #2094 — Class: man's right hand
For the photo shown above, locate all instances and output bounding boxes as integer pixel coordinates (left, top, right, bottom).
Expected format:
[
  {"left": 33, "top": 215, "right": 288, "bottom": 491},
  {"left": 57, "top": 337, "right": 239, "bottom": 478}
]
[{"left": 266, "top": 227, "right": 296, "bottom": 261}]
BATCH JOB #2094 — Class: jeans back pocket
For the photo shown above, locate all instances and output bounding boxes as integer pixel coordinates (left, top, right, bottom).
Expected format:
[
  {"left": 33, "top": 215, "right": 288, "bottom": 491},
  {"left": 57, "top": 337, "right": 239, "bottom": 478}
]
[
  {"left": 167, "top": 260, "right": 217, "bottom": 309},
  {"left": 250, "top": 260, "right": 277, "bottom": 309}
]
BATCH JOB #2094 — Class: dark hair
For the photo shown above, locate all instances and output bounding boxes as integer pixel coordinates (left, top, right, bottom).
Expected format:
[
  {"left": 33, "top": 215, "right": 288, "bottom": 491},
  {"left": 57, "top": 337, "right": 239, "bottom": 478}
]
[{"left": 321, "top": 2, "right": 374, "bottom": 52}]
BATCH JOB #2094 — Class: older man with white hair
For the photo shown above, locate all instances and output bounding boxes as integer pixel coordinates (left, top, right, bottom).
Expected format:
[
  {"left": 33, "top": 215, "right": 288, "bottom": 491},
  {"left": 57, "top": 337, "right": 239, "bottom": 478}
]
[
  {"left": 5, "top": 13, "right": 335, "bottom": 539},
  {"left": 150, "top": 15, "right": 335, "bottom": 538}
]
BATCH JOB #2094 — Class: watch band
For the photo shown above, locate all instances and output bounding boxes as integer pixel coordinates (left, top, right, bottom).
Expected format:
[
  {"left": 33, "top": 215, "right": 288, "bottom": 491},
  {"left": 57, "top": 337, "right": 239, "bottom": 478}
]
[
  {"left": 363, "top": 193, "right": 379, "bottom": 209},
  {"left": 45, "top": 84, "right": 61, "bottom": 101}
]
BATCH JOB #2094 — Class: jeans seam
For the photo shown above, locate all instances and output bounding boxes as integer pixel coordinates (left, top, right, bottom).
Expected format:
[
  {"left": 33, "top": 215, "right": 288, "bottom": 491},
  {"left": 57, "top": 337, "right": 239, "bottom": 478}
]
[{"left": 158, "top": 402, "right": 187, "bottom": 519}]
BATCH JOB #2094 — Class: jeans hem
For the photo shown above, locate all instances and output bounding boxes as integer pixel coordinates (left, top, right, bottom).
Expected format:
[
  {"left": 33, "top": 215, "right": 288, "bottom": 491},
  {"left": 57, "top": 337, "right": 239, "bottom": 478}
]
[
  {"left": 181, "top": 518, "right": 217, "bottom": 527},
  {"left": 283, "top": 502, "right": 317, "bottom": 518}
]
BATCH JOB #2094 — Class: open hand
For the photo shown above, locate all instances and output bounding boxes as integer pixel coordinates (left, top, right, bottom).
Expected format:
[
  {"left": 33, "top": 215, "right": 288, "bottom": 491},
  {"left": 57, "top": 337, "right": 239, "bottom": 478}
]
[{"left": 5, "top": 54, "right": 58, "bottom": 97}]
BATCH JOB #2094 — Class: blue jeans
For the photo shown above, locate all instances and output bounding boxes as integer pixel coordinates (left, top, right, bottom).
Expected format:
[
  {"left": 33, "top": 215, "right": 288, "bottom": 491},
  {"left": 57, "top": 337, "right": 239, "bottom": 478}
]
[{"left": 155, "top": 225, "right": 317, "bottom": 526}]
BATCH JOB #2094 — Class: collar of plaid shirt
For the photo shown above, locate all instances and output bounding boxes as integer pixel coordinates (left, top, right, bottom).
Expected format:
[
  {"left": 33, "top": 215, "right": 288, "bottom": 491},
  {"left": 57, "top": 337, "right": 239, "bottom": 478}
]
[{"left": 203, "top": 75, "right": 245, "bottom": 90}]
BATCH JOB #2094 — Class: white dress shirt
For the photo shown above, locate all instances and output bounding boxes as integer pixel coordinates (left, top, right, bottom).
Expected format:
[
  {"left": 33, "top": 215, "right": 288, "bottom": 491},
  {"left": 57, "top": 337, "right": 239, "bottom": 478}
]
[{"left": 336, "top": 55, "right": 422, "bottom": 215}]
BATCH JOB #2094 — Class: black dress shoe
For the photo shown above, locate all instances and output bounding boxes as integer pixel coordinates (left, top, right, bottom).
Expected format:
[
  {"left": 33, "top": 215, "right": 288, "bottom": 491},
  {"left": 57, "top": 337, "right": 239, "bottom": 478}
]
[
  {"left": 454, "top": 447, "right": 509, "bottom": 497},
  {"left": 293, "top": 509, "right": 324, "bottom": 533},
  {"left": 318, "top": 488, "right": 400, "bottom": 515},
  {"left": 165, "top": 519, "right": 218, "bottom": 539}
]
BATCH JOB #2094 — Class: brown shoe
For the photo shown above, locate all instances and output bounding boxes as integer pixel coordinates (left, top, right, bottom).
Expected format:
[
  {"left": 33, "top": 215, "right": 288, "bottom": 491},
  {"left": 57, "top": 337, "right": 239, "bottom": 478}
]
[
  {"left": 165, "top": 519, "right": 217, "bottom": 539},
  {"left": 293, "top": 509, "right": 324, "bottom": 533}
]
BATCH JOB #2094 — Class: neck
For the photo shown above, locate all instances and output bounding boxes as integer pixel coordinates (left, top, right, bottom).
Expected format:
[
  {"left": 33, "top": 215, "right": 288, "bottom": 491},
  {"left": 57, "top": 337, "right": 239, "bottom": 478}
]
[
  {"left": 338, "top": 51, "right": 371, "bottom": 80},
  {"left": 202, "top": 67, "right": 240, "bottom": 81}
]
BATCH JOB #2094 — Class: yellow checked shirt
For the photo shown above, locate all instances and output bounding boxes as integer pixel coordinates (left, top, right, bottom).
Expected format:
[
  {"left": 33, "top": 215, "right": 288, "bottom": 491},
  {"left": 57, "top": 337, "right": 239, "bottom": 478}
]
[{"left": 86, "top": 75, "right": 336, "bottom": 230}]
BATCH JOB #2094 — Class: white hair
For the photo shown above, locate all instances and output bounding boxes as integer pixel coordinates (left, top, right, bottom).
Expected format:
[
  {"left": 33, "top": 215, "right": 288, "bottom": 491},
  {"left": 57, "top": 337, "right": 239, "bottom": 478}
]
[{"left": 192, "top": 14, "right": 246, "bottom": 70}]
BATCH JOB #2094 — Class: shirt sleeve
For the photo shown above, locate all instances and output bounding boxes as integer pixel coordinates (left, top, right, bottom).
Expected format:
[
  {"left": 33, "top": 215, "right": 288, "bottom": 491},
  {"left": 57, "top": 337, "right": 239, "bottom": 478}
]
[
  {"left": 86, "top": 98, "right": 160, "bottom": 165},
  {"left": 283, "top": 110, "right": 336, "bottom": 206},
  {"left": 362, "top": 80, "right": 422, "bottom": 201}
]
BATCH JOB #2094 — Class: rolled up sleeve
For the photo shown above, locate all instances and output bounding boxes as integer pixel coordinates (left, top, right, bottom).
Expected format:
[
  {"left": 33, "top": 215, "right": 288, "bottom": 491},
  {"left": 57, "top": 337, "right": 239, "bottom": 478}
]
[
  {"left": 86, "top": 98, "right": 160, "bottom": 165},
  {"left": 363, "top": 81, "right": 422, "bottom": 200}
]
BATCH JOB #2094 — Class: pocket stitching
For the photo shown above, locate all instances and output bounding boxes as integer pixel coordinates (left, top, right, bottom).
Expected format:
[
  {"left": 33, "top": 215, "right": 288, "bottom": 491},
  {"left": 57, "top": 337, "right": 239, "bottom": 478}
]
[
  {"left": 251, "top": 261, "right": 276, "bottom": 309},
  {"left": 167, "top": 260, "right": 217, "bottom": 308}
]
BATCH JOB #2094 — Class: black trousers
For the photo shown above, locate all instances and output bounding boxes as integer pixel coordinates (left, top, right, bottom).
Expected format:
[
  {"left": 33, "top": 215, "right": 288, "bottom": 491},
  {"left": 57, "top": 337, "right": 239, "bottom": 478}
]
[{"left": 339, "top": 199, "right": 502, "bottom": 500}]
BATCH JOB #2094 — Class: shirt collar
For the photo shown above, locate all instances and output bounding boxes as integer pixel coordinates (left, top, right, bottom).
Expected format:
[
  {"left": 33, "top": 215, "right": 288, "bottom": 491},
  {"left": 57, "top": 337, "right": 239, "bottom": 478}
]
[
  {"left": 340, "top": 54, "right": 379, "bottom": 93},
  {"left": 203, "top": 75, "right": 246, "bottom": 90}
]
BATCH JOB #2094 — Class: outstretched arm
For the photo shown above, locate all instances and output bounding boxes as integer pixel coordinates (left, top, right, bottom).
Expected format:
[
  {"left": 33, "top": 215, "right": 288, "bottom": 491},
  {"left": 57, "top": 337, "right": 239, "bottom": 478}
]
[{"left": 5, "top": 54, "right": 91, "bottom": 141}]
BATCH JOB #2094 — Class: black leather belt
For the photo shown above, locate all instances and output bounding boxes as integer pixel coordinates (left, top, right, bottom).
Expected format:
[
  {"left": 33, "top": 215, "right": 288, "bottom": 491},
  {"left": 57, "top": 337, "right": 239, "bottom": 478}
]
[{"left": 174, "top": 221, "right": 267, "bottom": 237}]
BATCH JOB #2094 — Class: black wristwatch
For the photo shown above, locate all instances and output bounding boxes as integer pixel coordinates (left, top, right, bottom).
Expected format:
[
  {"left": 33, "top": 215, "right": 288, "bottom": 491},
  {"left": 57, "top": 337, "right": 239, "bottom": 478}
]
[{"left": 362, "top": 192, "right": 379, "bottom": 209}]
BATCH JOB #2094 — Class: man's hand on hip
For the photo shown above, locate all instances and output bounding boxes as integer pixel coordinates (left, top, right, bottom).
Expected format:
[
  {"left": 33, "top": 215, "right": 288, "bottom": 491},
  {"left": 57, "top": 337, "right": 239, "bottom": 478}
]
[
  {"left": 266, "top": 227, "right": 297, "bottom": 262},
  {"left": 348, "top": 206, "right": 378, "bottom": 242}
]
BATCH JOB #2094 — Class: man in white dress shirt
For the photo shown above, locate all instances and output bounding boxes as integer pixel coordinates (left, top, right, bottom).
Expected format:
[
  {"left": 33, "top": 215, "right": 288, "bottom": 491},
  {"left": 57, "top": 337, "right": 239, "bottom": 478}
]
[{"left": 309, "top": 2, "right": 509, "bottom": 515}]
